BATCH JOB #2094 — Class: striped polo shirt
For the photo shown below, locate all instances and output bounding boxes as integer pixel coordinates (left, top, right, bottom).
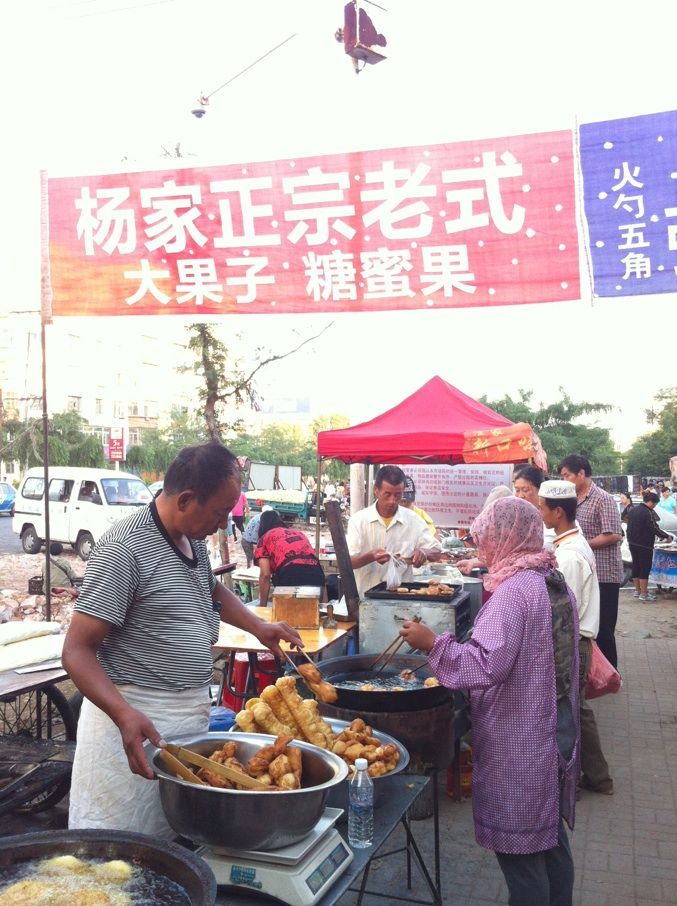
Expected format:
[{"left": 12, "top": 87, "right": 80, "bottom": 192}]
[{"left": 74, "top": 501, "right": 218, "bottom": 690}]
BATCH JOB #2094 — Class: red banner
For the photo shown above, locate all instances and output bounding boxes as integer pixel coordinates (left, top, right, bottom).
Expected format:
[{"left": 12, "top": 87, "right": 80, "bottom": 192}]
[{"left": 47, "top": 130, "right": 579, "bottom": 317}]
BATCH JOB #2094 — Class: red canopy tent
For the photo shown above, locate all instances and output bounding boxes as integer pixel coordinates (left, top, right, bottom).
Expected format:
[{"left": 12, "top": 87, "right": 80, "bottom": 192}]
[{"left": 317, "top": 376, "right": 547, "bottom": 469}]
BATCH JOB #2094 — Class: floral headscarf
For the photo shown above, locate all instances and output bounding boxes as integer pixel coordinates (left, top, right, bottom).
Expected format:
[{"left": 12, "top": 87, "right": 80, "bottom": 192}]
[{"left": 470, "top": 496, "right": 556, "bottom": 592}]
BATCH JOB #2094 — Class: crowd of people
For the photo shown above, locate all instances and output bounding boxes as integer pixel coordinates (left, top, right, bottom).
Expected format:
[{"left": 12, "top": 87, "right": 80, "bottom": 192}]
[{"left": 58, "top": 440, "right": 674, "bottom": 906}]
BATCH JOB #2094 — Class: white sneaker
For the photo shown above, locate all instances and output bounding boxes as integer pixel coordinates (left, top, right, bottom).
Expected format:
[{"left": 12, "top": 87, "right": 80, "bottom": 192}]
[
  {"left": 633, "top": 591, "right": 640, "bottom": 598},
  {"left": 639, "top": 594, "right": 656, "bottom": 601}
]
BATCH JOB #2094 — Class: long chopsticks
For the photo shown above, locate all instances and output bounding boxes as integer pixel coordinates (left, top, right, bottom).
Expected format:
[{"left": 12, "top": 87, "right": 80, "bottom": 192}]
[
  {"left": 164, "top": 743, "right": 270, "bottom": 791},
  {"left": 371, "top": 616, "right": 422, "bottom": 674}
]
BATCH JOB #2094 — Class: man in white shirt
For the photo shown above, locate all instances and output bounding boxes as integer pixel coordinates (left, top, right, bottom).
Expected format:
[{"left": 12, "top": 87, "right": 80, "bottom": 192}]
[
  {"left": 347, "top": 465, "right": 442, "bottom": 598},
  {"left": 539, "top": 479, "right": 613, "bottom": 796}
]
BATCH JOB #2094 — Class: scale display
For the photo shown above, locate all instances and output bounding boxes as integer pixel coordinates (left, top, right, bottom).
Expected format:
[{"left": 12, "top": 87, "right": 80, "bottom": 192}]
[{"left": 305, "top": 841, "right": 350, "bottom": 894}]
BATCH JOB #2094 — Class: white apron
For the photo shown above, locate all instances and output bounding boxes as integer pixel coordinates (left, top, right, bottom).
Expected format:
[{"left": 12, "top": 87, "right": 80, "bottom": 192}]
[{"left": 69, "top": 684, "right": 210, "bottom": 838}]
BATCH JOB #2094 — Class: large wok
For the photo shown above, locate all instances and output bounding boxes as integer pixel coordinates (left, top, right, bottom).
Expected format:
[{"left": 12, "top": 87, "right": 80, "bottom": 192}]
[
  {"left": 317, "top": 653, "right": 452, "bottom": 712},
  {"left": 0, "top": 829, "right": 216, "bottom": 905}
]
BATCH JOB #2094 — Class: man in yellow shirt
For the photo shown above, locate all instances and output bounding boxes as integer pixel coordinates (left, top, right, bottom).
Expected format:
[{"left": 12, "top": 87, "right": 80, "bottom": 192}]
[{"left": 400, "top": 476, "right": 438, "bottom": 537}]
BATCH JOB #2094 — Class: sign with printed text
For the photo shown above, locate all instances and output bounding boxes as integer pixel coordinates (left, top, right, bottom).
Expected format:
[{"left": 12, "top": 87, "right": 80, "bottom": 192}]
[
  {"left": 108, "top": 427, "right": 125, "bottom": 462},
  {"left": 47, "top": 130, "right": 579, "bottom": 316},
  {"left": 396, "top": 463, "right": 513, "bottom": 528},
  {"left": 580, "top": 109, "right": 677, "bottom": 297}
]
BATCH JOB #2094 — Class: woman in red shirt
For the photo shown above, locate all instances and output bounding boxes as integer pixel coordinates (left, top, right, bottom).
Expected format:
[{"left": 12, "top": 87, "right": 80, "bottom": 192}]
[{"left": 254, "top": 510, "right": 325, "bottom": 605}]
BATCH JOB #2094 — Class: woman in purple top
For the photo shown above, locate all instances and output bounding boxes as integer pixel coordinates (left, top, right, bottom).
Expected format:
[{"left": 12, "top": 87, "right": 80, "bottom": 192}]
[{"left": 401, "top": 497, "right": 579, "bottom": 906}]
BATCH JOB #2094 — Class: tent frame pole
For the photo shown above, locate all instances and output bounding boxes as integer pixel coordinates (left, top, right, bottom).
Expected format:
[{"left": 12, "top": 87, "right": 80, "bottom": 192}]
[{"left": 315, "top": 457, "right": 323, "bottom": 554}]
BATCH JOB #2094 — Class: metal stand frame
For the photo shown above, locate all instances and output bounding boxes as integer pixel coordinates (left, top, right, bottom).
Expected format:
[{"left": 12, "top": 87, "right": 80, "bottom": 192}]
[{"left": 349, "top": 771, "right": 442, "bottom": 906}]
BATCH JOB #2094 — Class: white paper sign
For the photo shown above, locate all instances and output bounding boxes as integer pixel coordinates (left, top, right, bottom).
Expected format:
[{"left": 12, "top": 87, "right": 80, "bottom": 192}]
[{"left": 395, "top": 463, "right": 513, "bottom": 528}]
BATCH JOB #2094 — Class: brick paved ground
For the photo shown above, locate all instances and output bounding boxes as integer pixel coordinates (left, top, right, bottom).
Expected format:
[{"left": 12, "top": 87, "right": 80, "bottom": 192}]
[{"left": 2, "top": 625, "right": 676, "bottom": 905}]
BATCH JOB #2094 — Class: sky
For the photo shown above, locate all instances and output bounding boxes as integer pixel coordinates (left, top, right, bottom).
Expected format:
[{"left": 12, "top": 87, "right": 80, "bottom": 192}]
[{"left": 2, "top": 0, "right": 677, "bottom": 453}]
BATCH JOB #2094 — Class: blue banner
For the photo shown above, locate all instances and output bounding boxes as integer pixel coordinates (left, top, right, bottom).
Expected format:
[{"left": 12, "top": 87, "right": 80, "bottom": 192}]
[{"left": 580, "top": 109, "right": 677, "bottom": 297}]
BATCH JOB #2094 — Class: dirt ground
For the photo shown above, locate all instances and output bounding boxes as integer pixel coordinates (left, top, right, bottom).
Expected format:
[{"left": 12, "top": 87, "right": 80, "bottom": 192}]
[{"left": 2, "top": 544, "right": 676, "bottom": 639}]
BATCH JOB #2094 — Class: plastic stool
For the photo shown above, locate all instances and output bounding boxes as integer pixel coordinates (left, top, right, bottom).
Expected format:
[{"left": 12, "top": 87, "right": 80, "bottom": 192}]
[
  {"left": 209, "top": 706, "right": 236, "bottom": 732},
  {"left": 220, "top": 651, "right": 277, "bottom": 709}
]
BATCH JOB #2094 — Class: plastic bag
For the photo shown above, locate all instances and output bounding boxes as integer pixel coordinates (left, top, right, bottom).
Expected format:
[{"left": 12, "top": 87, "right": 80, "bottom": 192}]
[
  {"left": 384, "top": 554, "right": 409, "bottom": 591},
  {"left": 584, "top": 640, "right": 622, "bottom": 699}
]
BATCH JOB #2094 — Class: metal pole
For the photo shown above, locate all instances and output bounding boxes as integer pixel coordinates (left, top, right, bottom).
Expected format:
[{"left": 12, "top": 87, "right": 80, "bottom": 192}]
[
  {"left": 41, "top": 320, "right": 51, "bottom": 621},
  {"left": 40, "top": 170, "right": 52, "bottom": 622},
  {"left": 314, "top": 457, "right": 323, "bottom": 554}
]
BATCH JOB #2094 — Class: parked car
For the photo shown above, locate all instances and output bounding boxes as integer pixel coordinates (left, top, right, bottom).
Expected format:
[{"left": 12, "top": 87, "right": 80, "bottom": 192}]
[
  {"left": 12, "top": 467, "right": 152, "bottom": 560},
  {"left": 0, "top": 481, "right": 16, "bottom": 516},
  {"left": 148, "top": 480, "right": 164, "bottom": 497}
]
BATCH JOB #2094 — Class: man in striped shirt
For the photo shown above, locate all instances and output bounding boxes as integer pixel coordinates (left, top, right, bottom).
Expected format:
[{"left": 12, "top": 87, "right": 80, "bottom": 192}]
[{"left": 63, "top": 442, "right": 303, "bottom": 837}]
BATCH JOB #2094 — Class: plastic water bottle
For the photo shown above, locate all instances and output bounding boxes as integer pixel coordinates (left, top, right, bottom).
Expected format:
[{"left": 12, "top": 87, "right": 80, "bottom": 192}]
[{"left": 348, "top": 758, "right": 374, "bottom": 848}]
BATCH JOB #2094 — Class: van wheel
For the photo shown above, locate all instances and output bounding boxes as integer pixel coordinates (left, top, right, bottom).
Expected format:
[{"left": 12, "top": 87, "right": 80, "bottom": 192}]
[
  {"left": 76, "top": 531, "right": 95, "bottom": 561},
  {"left": 21, "top": 525, "right": 42, "bottom": 554}
]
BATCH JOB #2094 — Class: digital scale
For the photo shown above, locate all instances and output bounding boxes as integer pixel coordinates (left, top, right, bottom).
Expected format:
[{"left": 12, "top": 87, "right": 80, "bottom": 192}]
[{"left": 198, "top": 808, "right": 353, "bottom": 906}]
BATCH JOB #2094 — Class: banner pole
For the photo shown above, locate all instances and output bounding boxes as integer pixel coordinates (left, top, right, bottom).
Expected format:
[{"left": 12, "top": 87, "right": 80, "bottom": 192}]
[{"left": 40, "top": 170, "right": 53, "bottom": 621}]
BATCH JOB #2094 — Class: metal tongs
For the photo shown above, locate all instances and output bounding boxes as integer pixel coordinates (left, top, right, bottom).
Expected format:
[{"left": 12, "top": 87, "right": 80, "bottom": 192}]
[{"left": 370, "top": 616, "right": 422, "bottom": 674}]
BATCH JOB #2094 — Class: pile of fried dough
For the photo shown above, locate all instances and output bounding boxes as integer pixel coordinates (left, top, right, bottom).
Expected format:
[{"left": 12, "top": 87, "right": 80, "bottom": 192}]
[
  {"left": 235, "top": 677, "right": 401, "bottom": 778},
  {"left": 199, "top": 735, "right": 302, "bottom": 791},
  {"left": 394, "top": 581, "right": 454, "bottom": 596}
]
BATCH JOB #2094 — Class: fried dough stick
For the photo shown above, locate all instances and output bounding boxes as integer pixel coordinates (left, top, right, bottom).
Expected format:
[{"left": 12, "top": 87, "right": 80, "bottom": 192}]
[
  {"left": 252, "top": 701, "right": 294, "bottom": 736},
  {"left": 247, "top": 734, "right": 293, "bottom": 776},
  {"left": 301, "top": 699, "right": 335, "bottom": 749},
  {"left": 261, "top": 684, "right": 304, "bottom": 737},
  {"left": 276, "top": 677, "right": 328, "bottom": 747},
  {"left": 297, "top": 663, "right": 338, "bottom": 703},
  {"left": 296, "top": 662, "right": 323, "bottom": 685}
]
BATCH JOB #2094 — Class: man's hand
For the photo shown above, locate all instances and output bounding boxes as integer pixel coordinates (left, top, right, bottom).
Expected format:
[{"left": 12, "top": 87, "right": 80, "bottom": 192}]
[
  {"left": 256, "top": 620, "right": 304, "bottom": 659},
  {"left": 400, "top": 619, "right": 437, "bottom": 653},
  {"left": 411, "top": 548, "right": 427, "bottom": 568},
  {"left": 371, "top": 549, "right": 390, "bottom": 564},
  {"left": 116, "top": 705, "right": 166, "bottom": 780}
]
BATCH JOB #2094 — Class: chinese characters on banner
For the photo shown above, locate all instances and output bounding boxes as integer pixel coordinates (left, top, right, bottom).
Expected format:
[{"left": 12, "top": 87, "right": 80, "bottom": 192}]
[
  {"left": 47, "top": 131, "right": 579, "bottom": 317},
  {"left": 395, "top": 463, "right": 513, "bottom": 528},
  {"left": 579, "top": 109, "right": 677, "bottom": 297}
]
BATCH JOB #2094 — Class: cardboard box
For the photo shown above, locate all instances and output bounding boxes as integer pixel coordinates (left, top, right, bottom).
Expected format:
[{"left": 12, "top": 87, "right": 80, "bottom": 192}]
[{"left": 272, "top": 586, "right": 321, "bottom": 629}]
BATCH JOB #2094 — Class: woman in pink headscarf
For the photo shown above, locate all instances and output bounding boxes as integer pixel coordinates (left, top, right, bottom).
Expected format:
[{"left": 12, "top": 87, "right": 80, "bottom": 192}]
[{"left": 401, "top": 497, "right": 579, "bottom": 906}]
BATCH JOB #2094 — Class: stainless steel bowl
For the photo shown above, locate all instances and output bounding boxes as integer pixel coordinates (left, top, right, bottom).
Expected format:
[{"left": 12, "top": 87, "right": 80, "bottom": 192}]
[
  {"left": 322, "top": 718, "right": 409, "bottom": 812},
  {"left": 145, "top": 732, "right": 349, "bottom": 852}
]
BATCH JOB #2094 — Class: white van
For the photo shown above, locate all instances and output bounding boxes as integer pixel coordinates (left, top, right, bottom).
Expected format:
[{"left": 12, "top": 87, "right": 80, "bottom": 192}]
[{"left": 12, "top": 467, "right": 152, "bottom": 560}]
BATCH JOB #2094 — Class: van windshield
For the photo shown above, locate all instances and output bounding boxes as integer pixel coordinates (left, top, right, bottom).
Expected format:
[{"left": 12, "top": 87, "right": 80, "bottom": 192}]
[{"left": 101, "top": 478, "right": 153, "bottom": 506}]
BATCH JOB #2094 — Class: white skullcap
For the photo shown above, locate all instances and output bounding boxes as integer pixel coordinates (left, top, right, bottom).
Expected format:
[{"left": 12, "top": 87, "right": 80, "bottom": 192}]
[{"left": 539, "top": 479, "right": 577, "bottom": 499}]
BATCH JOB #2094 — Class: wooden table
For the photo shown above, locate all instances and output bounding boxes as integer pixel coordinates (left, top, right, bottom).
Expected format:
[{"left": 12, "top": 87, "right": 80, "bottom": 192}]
[{"left": 213, "top": 607, "right": 356, "bottom": 705}]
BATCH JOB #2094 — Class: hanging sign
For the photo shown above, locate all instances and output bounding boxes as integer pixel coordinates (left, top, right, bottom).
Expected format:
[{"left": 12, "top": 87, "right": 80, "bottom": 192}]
[
  {"left": 396, "top": 463, "right": 513, "bottom": 528},
  {"left": 580, "top": 109, "right": 677, "bottom": 297},
  {"left": 47, "top": 129, "right": 579, "bottom": 316}
]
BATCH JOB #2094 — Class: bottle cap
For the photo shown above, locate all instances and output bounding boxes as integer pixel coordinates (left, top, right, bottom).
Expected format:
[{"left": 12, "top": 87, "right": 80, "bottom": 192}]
[{"left": 355, "top": 758, "right": 368, "bottom": 771}]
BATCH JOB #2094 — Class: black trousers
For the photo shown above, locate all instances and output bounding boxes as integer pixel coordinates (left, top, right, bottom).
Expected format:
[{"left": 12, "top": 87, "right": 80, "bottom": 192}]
[
  {"left": 495, "top": 818, "right": 574, "bottom": 906},
  {"left": 629, "top": 544, "right": 653, "bottom": 580},
  {"left": 597, "top": 582, "right": 620, "bottom": 669}
]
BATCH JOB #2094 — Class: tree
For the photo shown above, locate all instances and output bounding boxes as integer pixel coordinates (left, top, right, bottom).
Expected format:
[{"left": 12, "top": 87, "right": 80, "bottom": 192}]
[
  {"left": 125, "top": 408, "right": 205, "bottom": 476},
  {"left": 480, "top": 389, "right": 621, "bottom": 473},
  {"left": 0, "top": 411, "right": 105, "bottom": 470},
  {"left": 185, "top": 323, "right": 332, "bottom": 440},
  {"left": 625, "top": 388, "right": 677, "bottom": 476}
]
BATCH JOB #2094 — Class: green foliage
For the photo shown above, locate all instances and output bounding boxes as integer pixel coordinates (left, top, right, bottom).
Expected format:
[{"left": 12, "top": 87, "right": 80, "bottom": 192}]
[
  {"left": 0, "top": 411, "right": 106, "bottom": 469},
  {"left": 480, "top": 389, "right": 621, "bottom": 474},
  {"left": 225, "top": 415, "right": 350, "bottom": 483},
  {"left": 625, "top": 388, "right": 677, "bottom": 476},
  {"left": 125, "top": 408, "right": 206, "bottom": 476}
]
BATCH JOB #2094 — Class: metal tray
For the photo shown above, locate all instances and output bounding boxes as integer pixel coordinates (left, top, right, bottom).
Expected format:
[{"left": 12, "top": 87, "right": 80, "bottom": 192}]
[{"left": 365, "top": 580, "right": 460, "bottom": 602}]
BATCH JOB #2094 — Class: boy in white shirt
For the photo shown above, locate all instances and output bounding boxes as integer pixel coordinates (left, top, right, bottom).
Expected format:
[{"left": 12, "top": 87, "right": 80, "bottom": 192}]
[{"left": 539, "top": 479, "right": 613, "bottom": 796}]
